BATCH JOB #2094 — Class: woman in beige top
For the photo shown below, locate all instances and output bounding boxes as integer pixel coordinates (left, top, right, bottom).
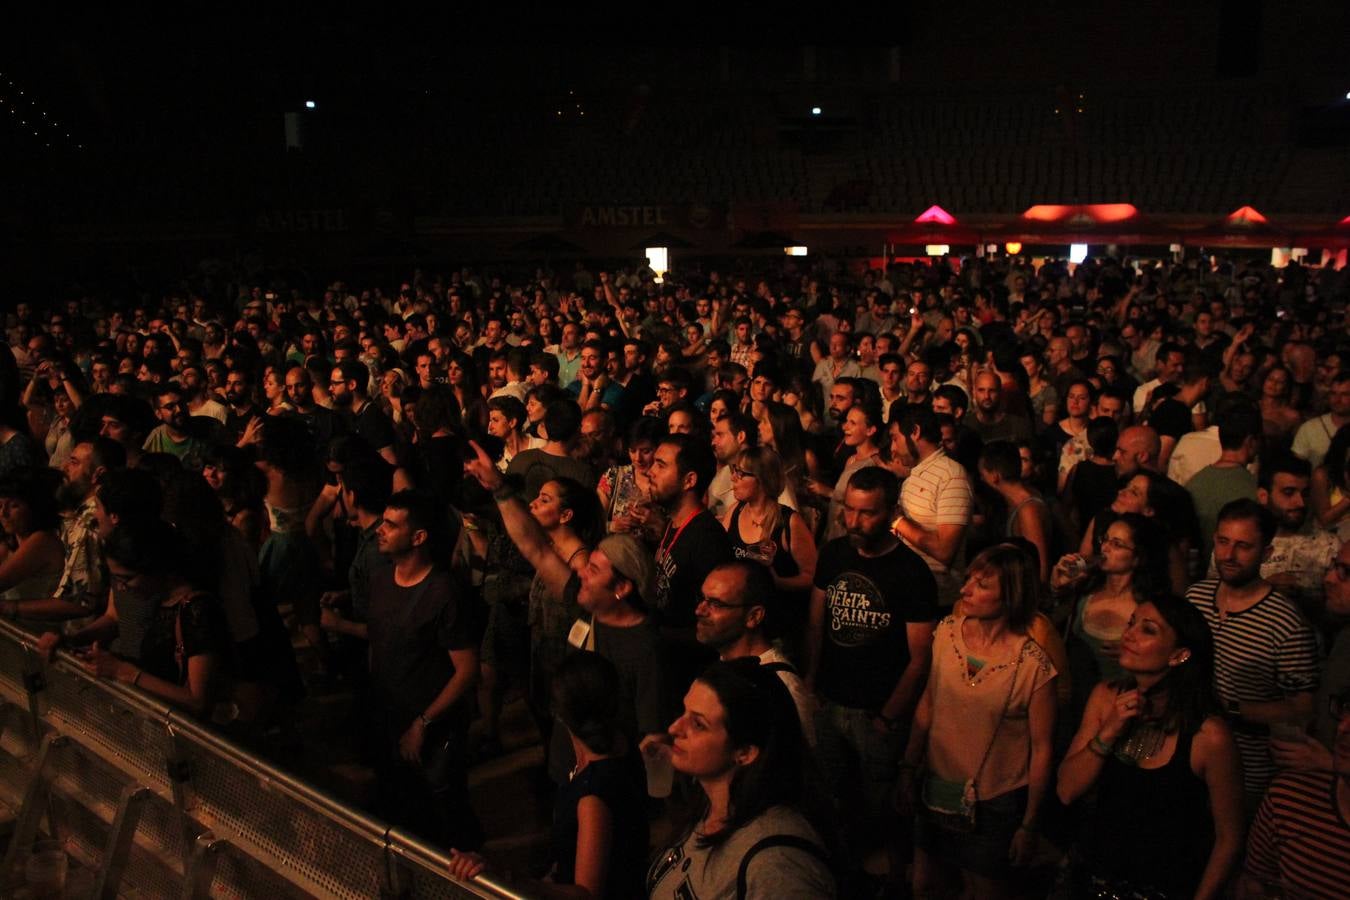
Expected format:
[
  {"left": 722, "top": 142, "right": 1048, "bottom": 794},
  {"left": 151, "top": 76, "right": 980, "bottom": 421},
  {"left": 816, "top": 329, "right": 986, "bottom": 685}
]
[{"left": 901, "top": 543, "right": 1057, "bottom": 900}]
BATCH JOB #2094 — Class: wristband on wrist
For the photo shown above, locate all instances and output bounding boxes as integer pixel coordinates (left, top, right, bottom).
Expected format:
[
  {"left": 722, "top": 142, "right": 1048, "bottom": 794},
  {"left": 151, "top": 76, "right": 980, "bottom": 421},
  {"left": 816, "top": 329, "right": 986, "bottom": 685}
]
[
  {"left": 418, "top": 714, "right": 434, "bottom": 728},
  {"left": 1088, "top": 735, "right": 1113, "bottom": 758},
  {"left": 491, "top": 482, "right": 516, "bottom": 501},
  {"left": 131, "top": 670, "right": 143, "bottom": 688}
]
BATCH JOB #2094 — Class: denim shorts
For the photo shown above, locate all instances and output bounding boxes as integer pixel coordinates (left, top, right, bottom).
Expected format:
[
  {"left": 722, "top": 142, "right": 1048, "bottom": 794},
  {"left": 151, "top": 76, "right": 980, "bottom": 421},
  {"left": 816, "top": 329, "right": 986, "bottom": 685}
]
[{"left": 914, "top": 783, "right": 1028, "bottom": 879}]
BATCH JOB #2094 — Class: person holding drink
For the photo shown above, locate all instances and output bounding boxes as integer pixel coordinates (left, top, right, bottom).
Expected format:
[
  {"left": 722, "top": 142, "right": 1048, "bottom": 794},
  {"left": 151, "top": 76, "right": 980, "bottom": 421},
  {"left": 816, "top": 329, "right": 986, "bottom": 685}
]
[
  {"left": 1051, "top": 513, "right": 1170, "bottom": 725},
  {"left": 597, "top": 416, "right": 663, "bottom": 535}
]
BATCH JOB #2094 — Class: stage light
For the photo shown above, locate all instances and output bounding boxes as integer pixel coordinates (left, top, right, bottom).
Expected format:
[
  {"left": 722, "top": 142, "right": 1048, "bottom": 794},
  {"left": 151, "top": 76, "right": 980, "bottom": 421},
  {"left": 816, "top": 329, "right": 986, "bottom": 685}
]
[
  {"left": 915, "top": 205, "right": 957, "bottom": 225},
  {"left": 304, "top": 100, "right": 316, "bottom": 109},
  {"left": 925, "top": 244, "right": 950, "bottom": 256},
  {"left": 811, "top": 107, "right": 822, "bottom": 115},
  {"left": 1069, "top": 244, "right": 1089, "bottom": 264},
  {"left": 785, "top": 246, "right": 808, "bottom": 256},
  {"left": 646, "top": 247, "right": 669, "bottom": 283},
  {"left": 1005, "top": 242, "right": 1023, "bottom": 255}
]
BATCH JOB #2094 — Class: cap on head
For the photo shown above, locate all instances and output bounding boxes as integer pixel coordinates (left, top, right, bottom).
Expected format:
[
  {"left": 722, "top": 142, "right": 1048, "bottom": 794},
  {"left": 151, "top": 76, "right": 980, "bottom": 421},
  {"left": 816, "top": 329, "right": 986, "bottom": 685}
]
[{"left": 597, "top": 534, "right": 657, "bottom": 603}]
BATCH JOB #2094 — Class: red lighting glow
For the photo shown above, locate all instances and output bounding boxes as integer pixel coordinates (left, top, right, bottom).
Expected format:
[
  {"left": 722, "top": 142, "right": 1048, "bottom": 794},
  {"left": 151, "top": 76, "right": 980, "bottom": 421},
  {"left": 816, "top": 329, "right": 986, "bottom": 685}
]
[
  {"left": 914, "top": 205, "right": 957, "bottom": 225},
  {"left": 1023, "top": 205, "right": 1071, "bottom": 222},
  {"left": 1227, "top": 206, "right": 1268, "bottom": 225},
  {"left": 1086, "top": 204, "right": 1137, "bottom": 223},
  {"left": 1023, "top": 204, "right": 1138, "bottom": 223}
]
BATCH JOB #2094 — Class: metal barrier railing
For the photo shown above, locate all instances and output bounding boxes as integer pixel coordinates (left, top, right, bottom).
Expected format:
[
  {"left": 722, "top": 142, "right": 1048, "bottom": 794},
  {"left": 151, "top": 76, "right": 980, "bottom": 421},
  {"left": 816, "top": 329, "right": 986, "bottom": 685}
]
[{"left": 0, "top": 620, "right": 531, "bottom": 899}]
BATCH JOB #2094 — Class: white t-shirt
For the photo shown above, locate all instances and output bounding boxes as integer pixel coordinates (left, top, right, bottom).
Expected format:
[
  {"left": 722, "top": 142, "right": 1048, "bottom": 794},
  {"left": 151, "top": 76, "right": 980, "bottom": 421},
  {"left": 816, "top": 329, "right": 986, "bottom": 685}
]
[
  {"left": 898, "top": 450, "right": 972, "bottom": 604},
  {"left": 1291, "top": 414, "right": 1342, "bottom": 470},
  {"left": 759, "top": 645, "right": 816, "bottom": 746}
]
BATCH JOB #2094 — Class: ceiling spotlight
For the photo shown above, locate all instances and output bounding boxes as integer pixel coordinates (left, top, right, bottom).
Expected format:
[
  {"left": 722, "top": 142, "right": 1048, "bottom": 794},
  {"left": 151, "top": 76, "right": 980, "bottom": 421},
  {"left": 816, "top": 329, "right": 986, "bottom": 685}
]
[
  {"left": 304, "top": 100, "right": 316, "bottom": 109},
  {"left": 810, "top": 106, "right": 822, "bottom": 116}
]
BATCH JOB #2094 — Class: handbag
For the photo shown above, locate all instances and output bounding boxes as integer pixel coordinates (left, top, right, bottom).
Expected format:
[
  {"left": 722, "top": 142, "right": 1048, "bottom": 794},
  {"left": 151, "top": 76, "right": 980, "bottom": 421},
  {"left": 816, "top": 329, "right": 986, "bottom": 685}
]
[{"left": 921, "top": 646, "right": 1023, "bottom": 833}]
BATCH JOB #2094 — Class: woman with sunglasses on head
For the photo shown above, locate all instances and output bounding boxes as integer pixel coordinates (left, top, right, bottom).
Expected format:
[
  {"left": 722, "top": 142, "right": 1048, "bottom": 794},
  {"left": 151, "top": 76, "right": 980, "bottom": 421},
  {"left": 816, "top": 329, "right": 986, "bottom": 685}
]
[
  {"left": 647, "top": 658, "right": 837, "bottom": 899},
  {"left": 900, "top": 543, "right": 1057, "bottom": 900},
  {"left": 1058, "top": 595, "right": 1243, "bottom": 900},
  {"left": 721, "top": 447, "right": 818, "bottom": 660}
]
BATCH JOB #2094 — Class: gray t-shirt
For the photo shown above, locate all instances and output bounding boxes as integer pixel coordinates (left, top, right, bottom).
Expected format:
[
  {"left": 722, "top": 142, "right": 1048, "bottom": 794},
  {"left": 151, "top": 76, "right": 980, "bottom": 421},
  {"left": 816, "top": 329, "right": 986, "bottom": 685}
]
[
  {"left": 547, "top": 575, "right": 667, "bottom": 783},
  {"left": 647, "top": 806, "right": 834, "bottom": 899}
]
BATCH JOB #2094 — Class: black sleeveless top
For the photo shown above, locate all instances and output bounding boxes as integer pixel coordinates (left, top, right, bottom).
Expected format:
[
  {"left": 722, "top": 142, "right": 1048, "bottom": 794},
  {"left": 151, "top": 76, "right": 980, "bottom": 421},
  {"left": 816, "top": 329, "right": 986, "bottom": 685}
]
[
  {"left": 728, "top": 503, "right": 800, "bottom": 579},
  {"left": 1083, "top": 727, "right": 1214, "bottom": 898}
]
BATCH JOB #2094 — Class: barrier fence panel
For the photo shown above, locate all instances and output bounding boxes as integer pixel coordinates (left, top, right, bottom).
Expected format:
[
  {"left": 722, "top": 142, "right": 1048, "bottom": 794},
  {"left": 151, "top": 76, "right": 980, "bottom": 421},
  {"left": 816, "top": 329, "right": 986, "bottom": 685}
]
[{"left": 0, "top": 621, "right": 531, "bottom": 899}]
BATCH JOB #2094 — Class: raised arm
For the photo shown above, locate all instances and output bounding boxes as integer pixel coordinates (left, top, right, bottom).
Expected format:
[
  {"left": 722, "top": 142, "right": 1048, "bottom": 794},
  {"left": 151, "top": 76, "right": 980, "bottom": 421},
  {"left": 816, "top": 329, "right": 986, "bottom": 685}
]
[{"left": 464, "top": 441, "right": 574, "bottom": 597}]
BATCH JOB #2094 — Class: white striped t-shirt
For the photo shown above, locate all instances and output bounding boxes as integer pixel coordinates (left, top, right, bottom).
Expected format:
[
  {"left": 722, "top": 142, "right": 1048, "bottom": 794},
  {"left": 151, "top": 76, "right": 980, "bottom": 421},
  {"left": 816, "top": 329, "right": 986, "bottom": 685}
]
[
  {"left": 1185, "top": 579, "right": 1320, "bottom": 797},
  {"left": 898, "top": 451, "right": 972, "bottom": 604}
]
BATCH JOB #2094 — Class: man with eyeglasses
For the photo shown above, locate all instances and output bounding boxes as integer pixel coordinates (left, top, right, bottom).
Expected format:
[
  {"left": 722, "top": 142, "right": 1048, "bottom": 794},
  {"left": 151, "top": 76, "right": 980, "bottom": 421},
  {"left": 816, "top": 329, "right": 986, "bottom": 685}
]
[
  {"left": 640, "top": 368, "right": 691, "bottom": 418},
  {"left": 141, "top": 385, "right": 208, "bottom": 470},
  {"left": 1292, "top": 372, "right": 1350, "bottom": 469},
  {"left": 695, "top": 561, "right": 814, "bottom": 744},
  {"left": 778, "top": 306, "right": 812, "bottom": 365}
]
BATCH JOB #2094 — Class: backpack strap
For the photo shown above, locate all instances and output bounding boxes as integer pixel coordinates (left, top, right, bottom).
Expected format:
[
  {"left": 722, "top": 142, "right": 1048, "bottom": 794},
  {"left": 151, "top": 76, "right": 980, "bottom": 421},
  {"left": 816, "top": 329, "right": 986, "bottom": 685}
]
[
  {"left": 736, "top": 834, "right": 830, "bottom": 900},
  {"left": 759, "top": 660, "right": 799, "bottom": 677}
]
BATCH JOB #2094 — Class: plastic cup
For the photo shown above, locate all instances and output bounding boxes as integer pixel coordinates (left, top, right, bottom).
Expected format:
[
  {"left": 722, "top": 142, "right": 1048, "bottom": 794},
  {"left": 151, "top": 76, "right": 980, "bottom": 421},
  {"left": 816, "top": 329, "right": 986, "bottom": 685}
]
[
  {"left": 1070, "top": 554, "right": 1101, "bottom": 580},
  {"left": 23, "top": 841, "right": 66, "bottom": 898},
  {"left": 643, "top": 744, "right": 674, "bottom": 799}
]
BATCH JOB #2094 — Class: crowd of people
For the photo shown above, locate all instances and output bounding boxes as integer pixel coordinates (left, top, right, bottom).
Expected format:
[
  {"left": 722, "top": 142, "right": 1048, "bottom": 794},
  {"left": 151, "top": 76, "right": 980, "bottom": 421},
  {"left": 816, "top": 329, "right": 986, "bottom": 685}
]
[{"left": 4, "top": 250, "right": 1350, "bottom": 899}]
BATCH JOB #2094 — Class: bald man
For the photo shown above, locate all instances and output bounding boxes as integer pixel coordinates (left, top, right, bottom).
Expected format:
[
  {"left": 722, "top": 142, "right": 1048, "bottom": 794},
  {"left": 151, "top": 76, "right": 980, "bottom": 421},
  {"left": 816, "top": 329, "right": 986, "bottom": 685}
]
[
  {"left": 1113, "top": 425, "right": 1161, "bottom": 479},
  {"left": 968, "top": 370, "right": 1033, "bottom": 444}
]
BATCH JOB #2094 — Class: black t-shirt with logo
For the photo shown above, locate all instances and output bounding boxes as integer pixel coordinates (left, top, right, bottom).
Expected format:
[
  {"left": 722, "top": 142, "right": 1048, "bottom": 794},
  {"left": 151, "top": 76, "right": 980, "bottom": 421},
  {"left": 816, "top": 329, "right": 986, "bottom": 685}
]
[
  {"left": 813, "top": 538, "right": 939, "bottom": 710},
  {"left": 654, "top": 509, "right": 735, "bottom": 628}
]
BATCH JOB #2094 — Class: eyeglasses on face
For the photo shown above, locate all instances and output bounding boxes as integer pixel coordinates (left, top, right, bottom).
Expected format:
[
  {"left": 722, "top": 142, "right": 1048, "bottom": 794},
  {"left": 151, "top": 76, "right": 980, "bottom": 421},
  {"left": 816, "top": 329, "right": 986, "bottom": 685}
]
[
  {"left": 729, "top": 466, "right": 757, "bottom": 481},
  {"left": 697, "top": 596, "right": 748, "bottom": 612},
  {"left": 1101, "top": 536, "right": 1136, "bottom": 552}
]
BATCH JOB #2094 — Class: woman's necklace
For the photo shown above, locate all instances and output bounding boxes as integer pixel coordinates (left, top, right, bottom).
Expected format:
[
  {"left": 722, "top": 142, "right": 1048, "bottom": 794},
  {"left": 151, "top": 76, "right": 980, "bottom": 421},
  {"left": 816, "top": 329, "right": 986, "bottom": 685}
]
[{"left": 1113, "top": 720, "right": 1167, "bottom": 765}]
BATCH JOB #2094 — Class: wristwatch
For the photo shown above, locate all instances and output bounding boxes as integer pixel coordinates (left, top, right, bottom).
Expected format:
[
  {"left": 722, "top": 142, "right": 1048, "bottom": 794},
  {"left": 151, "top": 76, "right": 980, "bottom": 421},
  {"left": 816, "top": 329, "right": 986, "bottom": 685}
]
[{"left": 418, "top": 714, "right": 434, "bottom": 728}]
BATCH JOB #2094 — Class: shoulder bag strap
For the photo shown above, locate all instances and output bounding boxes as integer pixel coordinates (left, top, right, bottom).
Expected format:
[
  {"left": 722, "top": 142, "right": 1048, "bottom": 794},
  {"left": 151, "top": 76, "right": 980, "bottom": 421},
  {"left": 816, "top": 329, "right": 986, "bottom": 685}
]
[
  {"left": 736, "top": 835, "right": 830, "bottom": 900},
  {"left": 970, "top": 643, "right": 1025, "bottom": 792}
]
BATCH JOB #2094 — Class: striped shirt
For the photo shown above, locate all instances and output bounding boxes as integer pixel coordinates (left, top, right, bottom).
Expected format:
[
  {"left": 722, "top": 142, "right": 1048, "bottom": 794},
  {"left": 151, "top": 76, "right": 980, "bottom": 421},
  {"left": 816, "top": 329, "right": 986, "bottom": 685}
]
[
  {"left": 1245, "top": 769, "right": 1350, "bottom": 899},
  {"left": 898, "top": 450, "right": 972, "bottom": 605},
  {"left": 1186, "top": 579, "right": 1320, "bottom": 797}
]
